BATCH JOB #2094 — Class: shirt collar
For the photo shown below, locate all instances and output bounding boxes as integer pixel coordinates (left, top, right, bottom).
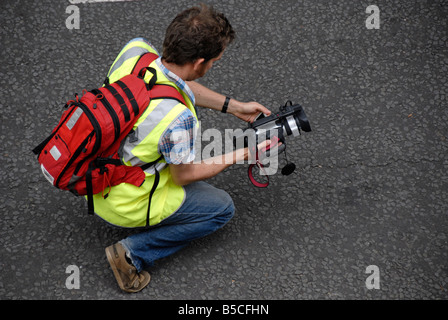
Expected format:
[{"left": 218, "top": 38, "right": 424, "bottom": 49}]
[{"left": 155, "top": 57, "right": 196, "bottom": 106}]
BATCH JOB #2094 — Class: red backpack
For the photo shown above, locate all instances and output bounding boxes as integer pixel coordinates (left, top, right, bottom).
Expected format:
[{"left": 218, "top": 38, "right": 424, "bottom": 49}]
[{"left": 32, "top": 52, "right": 186, "bottom": 214}]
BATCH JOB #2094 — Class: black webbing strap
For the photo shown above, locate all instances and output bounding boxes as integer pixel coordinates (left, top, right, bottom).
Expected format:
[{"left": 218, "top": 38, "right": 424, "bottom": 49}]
[
  {"left": 95, "top": 157, "right": 123, "bottom": 167},
  {"left": 138, "top": 66, "right": 158, "bottom": 91},
  {"left": 86, "top": 161, "right": 95, "bottom": 215},
  {"left": 115, "top": 80, "right": 139, "bottom": 117},
  {"left": 104, "top": 84, "right": 131, "bottom": 122},
  {"left": 145, "top": 167, "right": 160, "bottom": 228},
  {"left": 138, "top": 155, "right": 163, "bottom": 227},
  {"left": 140, "top": 155, "right": 163, "bottom": 171}
]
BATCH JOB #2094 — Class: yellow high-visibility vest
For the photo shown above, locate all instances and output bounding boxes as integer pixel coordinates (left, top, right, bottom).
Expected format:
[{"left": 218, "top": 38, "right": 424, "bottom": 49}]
[{"left": 92, "top": 38, "right": 198, "bottom": 228}]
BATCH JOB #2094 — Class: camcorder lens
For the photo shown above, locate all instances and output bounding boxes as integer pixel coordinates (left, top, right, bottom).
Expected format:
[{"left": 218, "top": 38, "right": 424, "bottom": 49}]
[{"left": 285, "top": 115, "right": 300, "bottom": 137}]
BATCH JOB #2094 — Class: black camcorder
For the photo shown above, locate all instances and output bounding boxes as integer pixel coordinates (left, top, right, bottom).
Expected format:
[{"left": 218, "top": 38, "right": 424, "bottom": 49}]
[{"left": 233, "top": 100, "right": 311, "bottom": 181}]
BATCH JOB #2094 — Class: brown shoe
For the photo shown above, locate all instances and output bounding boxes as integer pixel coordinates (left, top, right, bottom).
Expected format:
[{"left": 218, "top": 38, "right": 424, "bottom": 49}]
[{"left": 105, "top": 243, "right": 151, "bottom": 293}]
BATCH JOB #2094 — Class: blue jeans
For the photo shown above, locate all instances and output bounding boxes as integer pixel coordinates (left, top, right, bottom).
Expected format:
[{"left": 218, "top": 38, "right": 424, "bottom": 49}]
[{"left": 120, "top": 181, "right": 234, "bottom": 272}]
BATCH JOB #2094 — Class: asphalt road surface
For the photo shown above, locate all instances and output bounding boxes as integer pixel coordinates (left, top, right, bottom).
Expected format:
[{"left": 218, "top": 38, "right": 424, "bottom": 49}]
[{"left": 1, "top": 0, "right": 447, "bottom": 300}]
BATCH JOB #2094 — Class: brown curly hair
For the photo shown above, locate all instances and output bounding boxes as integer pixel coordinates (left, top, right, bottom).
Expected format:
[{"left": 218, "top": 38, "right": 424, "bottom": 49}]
[{"left": 162, "top": 4, "right": 235, "bottom": 66}]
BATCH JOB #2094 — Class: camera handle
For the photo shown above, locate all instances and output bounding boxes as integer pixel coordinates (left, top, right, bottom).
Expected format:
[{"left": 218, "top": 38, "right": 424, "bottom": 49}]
[{"left": 280, "top": 100, "right": 293, "bottom": 112}]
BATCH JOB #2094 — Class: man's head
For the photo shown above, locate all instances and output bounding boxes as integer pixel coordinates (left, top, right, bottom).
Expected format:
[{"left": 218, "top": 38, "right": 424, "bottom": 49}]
[{"left": 162, "top": 4, "right": 235, "bottom": 69}]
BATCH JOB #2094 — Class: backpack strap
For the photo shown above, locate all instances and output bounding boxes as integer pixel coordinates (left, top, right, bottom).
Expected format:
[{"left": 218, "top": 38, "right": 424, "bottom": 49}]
[
  {"left": 128, "top": 52, "right": 188, "bottom": 106},
  {"left": 149, "top": 84, "right": 187, "bottom": 106},
  {"left": 131, "top": 52, "right": 159, "bottom": 76},
  {"left": 104, "top": 52, "right": 159, "bottom": 87},
  {"left": 132, "top": 52, "right": 188, "bottom": 106}
]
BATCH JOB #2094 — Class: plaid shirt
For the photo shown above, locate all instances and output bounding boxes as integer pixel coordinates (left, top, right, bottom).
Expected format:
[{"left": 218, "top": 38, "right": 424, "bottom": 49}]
[
  {"left": 159, "top": 109, "right": 197, "bottom": 164},
  {"left": 155, "top": 57, "right": 196, "bottom": 106}
]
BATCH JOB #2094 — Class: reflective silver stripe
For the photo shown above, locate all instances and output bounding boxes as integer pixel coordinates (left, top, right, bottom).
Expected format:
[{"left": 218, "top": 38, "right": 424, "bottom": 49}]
[
  {"left": 143, "top": 162, "right": 167, "bottom": 175},
  {"left": 122, "top": 99, "right": 181, "bottom": 166},
  {"left": 108, "top": 46, "right": 149, "bottom": 77},
  {"left": 66, "top": 108, "right": 83, "bottom": 130},
  {"left": 50, "top": 145, "right": 61, "bottom": 161},
  {"left": 41, "top": 164, "right": 54, "bottom": 184}
]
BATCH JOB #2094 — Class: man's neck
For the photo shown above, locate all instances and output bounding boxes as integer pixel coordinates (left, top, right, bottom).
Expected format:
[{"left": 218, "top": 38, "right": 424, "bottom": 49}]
[{"left": 161, "top": 58, "right": 193, "bottom": 81}]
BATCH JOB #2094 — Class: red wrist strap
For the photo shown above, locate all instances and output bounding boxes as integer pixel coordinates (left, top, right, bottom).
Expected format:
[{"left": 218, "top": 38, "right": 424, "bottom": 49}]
[
  {"left": 248, "top": 162, "right": 269, "bottom": 188},
  {"left": 247, "top": 136, "right": 280, "bottom": 188}
]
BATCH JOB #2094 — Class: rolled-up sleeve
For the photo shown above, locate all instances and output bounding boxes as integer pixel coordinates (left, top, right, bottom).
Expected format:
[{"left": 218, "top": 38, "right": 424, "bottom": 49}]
[{"left": 159, "top": 109, "right": 197, "bottom": 165}]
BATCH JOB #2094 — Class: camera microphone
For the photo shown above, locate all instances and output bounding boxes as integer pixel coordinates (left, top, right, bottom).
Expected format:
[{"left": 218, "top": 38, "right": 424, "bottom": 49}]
[
  {"left": 281, "top": 162, "right": 296, "bottom": 176},
  {"left": 281, "top": 147, "right": 296, "bottom": 176}
]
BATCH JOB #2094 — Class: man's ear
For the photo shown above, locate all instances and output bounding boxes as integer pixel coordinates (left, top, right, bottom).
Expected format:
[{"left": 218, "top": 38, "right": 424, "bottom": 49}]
[{"left": 192, "top": 58, "right": 206, "bottom": 71}]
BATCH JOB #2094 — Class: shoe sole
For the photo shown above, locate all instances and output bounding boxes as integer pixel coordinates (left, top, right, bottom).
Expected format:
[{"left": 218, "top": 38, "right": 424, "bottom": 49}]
[{"left": 105, "top": 246, "right": 150, "bottom": 293}]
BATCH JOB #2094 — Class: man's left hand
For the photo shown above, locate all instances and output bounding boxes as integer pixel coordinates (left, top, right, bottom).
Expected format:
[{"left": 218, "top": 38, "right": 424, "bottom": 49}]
[{"left": 229, "top": 101, "right": 271, "bottom": 123}]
